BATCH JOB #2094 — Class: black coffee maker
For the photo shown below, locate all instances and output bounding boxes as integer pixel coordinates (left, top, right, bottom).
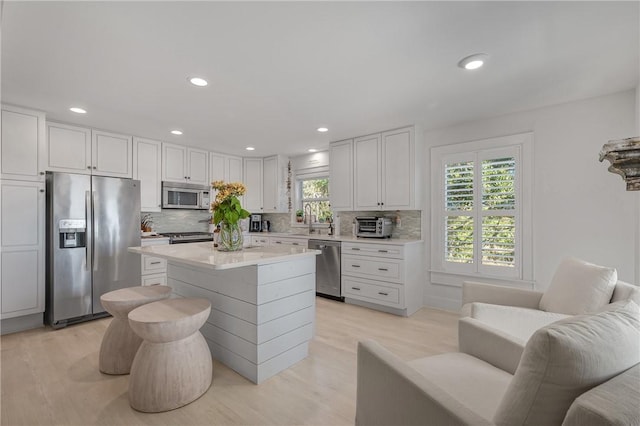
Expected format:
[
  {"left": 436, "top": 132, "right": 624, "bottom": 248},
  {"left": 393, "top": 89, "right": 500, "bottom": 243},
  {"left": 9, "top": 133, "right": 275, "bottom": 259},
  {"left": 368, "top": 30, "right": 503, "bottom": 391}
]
[{"left": 249, "top": 214, "right": 262, "bottom": 232}]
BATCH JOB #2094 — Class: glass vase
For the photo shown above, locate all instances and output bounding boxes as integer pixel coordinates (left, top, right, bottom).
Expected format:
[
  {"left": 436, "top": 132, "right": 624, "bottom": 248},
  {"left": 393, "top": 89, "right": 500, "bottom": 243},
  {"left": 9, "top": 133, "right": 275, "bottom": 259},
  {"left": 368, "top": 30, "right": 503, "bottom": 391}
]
[{"left": 218, "top": 222, "right": 243, "bottom": 251}]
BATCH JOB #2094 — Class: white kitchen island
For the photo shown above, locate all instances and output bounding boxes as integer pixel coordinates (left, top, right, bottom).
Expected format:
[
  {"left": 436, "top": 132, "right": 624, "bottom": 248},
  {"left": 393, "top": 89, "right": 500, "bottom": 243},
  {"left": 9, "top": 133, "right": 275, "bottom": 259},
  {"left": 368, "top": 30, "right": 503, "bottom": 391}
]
[{"left": 128, "top": 242, "right": 319, "bottom": 384}]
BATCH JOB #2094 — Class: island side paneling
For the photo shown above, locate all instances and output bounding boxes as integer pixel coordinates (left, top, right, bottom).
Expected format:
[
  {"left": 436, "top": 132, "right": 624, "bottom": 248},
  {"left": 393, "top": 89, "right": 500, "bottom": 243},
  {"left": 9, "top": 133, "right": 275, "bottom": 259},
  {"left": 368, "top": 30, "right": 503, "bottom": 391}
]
[{"left": 168, "top": 256, "right": 316, "bottom": 384}]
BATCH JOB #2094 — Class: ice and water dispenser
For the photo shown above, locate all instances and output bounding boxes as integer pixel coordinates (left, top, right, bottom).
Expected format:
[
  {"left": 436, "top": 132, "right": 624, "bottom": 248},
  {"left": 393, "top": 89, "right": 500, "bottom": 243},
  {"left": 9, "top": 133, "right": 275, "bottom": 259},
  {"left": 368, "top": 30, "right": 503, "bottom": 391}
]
[{"left": 58, "top": 219, "right": 87, "bottom": 248}]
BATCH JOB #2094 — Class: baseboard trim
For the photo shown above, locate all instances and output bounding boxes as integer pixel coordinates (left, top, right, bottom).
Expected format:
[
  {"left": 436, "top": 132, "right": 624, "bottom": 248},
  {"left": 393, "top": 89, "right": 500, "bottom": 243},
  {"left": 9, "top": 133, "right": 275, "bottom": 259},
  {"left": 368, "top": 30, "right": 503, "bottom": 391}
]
[
  {"left": 1, "top": 313, "right": 44, "bottom": 335},
  {"left": 423, "top": 295, "right": 460, "bottom": 313}
]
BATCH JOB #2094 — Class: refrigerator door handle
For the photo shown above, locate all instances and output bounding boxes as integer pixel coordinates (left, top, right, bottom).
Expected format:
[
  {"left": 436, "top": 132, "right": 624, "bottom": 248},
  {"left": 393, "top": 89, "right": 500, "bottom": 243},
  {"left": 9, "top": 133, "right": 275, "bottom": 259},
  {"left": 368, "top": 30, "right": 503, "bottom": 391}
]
[
  {"left": 85, "top": 191, "right": 92, "bottom": 271},
  {"left": 92, "top": 191, "right": 99, "bottom": 271}
]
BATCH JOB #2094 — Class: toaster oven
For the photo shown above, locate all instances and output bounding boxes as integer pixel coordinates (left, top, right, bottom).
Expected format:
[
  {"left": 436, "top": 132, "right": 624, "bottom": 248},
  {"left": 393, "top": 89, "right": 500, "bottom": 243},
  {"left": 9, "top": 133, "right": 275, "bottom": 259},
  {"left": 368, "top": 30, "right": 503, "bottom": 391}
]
[{"left": 355, "top": 216, "right": 393, "bottom": 238}]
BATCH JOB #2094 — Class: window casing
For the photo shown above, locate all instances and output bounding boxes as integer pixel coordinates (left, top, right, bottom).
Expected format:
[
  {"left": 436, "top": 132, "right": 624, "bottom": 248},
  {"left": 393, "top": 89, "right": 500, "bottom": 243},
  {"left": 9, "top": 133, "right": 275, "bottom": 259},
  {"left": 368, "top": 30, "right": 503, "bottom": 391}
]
[{"left": 432, "top": 133, "right": 532, "bottom": 282}]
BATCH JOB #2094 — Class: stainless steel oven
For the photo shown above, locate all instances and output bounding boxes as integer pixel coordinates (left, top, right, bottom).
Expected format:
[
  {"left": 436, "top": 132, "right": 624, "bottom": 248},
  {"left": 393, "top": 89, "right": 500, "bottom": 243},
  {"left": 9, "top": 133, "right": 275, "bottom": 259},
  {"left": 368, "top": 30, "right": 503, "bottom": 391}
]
[{"left": 162, "top": 182, "right": 210, "bottom": 209}]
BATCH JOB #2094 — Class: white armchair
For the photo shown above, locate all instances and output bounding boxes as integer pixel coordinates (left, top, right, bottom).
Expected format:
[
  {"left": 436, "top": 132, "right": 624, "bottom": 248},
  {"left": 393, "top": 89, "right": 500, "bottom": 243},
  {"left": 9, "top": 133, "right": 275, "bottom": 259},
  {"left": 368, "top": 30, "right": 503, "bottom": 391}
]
[
  {"left": 356, "top": 301, "right": 640, "bottom": 426},
  {"left": 459, "top": 257, "right": 640, "bottom": 374}
]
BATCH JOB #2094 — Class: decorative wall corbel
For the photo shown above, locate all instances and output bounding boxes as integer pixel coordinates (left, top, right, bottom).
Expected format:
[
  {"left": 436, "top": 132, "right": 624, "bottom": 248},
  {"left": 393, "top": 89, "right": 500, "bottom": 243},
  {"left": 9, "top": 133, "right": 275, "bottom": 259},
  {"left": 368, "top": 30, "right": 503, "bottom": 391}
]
[{"left": 599, "top": 137, "right": 640, "bottom": 191}]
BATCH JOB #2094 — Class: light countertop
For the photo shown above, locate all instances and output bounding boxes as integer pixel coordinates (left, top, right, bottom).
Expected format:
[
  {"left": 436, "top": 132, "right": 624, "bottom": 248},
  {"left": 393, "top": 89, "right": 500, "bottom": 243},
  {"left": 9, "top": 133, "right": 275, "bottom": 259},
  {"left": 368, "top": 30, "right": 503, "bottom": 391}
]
[{"left": 129, "top": 242, "right": 320, "bottom": 270}]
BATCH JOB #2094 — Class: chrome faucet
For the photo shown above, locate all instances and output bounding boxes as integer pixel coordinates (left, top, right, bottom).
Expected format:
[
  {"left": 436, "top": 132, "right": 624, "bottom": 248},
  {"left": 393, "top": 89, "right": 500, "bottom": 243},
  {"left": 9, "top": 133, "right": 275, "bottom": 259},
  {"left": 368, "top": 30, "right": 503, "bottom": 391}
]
[{"left": 305, "top": 204, "right": 315, "bottom": 234}]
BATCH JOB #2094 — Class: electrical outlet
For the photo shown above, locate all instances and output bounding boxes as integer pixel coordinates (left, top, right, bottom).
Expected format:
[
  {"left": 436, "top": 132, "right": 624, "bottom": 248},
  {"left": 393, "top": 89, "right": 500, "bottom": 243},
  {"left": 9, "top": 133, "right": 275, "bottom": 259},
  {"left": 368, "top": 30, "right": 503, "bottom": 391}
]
[{"left": 396, "top": 216, "right": 402, "bottom": 228}]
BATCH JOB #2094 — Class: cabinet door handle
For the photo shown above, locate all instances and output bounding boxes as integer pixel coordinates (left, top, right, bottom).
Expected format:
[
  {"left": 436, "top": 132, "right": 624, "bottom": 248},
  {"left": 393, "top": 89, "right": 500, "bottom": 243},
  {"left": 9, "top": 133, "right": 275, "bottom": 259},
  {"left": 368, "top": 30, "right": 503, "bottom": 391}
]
[
  {"left": 87, "top": 166, "right": 91, "bottom": 169},
  {"left": 351, "top": 247, "right": 360, "bottom": 251},
  {"left": 275, "top": 241, "right": 282, "bottom": 244},
  {"left": 351, "top": 264, "right": 361, "bottom": 268},
  {"left": 150, "top": 261, "right": 161, "bottom": 265},
  {"left": 39, "top": 189, "right": 45, "bottom": 193},
  {"left": 93, "top": 166, "right": 97, "bottom": 169},
  {"left": 378, "top": 291, "right": 389, "bottom": 296},
  {"left": 351, "top": 287, "right": 361, "bottom": 291},
  {"left": 40, "top": 172, "right": 45, "bottom": 175},
  {"left": 378, "top": 249, "right": 388, "bottom": 253},
  {"left": 184, "top": 176, "right": 188, "bottom": 179},
  {"left": 378, "top": 268, "right": 388, "bottom": 271},
  {"left": 292, "top": 242, "right": 299, "bottom": 246}
]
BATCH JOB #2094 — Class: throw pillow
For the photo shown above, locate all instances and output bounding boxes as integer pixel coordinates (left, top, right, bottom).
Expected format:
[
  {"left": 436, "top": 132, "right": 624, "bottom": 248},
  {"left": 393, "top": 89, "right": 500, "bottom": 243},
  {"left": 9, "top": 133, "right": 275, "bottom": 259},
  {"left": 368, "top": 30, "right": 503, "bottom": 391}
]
[
  {"left": 539, "top": 257, "right": 617, "bottom": 314},
  {"left": 493, "top": 300, "right": 640, "bottom": 426}
]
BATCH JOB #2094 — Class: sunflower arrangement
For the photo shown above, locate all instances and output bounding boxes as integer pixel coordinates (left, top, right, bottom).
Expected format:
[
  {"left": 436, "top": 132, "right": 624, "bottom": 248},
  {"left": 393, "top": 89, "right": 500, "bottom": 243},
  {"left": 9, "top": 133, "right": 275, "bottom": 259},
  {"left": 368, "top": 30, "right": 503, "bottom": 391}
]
[{"left": 211, "top": 181, "right": 250, "bottom": 226}]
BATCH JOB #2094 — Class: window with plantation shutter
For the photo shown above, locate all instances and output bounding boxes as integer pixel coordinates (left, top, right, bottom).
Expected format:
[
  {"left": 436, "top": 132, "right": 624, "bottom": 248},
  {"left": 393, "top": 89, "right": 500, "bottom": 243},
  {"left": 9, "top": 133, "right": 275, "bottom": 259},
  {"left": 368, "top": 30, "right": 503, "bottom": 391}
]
[{"left": 431, "top": 133, "right": 532, "bottom": 282}]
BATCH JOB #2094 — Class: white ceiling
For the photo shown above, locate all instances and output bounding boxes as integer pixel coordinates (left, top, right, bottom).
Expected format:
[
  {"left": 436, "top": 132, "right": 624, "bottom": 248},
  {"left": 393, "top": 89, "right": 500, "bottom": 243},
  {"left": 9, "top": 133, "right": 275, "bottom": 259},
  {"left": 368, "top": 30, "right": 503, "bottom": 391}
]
[{"left": 2, "top": 1, "right": 638, "bottom": 157}]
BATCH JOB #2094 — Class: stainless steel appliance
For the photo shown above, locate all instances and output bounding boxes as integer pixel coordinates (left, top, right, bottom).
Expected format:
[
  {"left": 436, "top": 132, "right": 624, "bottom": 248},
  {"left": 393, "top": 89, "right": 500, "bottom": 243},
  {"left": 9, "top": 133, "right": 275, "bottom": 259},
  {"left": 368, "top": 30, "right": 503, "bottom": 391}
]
[
  {"left": 249, "top": 214, "right": 262, "bottom": 232},
  {"left": 46, "top": 172, "right": 141, "bottom": 328},
  {"left": 161, "top": 232, "right": 214, "bottom": 244},
  {"left": 355, "top": 216, "right": 393, "bottom": 238},
  {"left": 308, "top": 239, "right": 342, "bottom": 300},
  {"left": 162, "top": 182, "right": 210, "bottom": 209}
]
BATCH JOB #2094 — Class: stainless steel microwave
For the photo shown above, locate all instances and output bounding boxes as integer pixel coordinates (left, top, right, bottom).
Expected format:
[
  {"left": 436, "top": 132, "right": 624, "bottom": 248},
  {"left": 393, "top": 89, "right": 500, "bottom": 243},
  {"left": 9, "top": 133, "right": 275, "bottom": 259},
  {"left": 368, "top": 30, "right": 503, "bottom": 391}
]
[{"left": 162, "top": 182, "right": 210, "bottom": 210}]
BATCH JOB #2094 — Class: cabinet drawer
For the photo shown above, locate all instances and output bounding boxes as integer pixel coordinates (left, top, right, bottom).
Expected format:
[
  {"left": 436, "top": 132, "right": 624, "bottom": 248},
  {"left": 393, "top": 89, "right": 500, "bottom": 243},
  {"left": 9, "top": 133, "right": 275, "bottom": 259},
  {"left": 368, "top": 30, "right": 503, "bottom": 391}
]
[
  {"left": 142, "top": 255, "right": 167, "bottom": 273},
  {"left": 342, "top": 242, "right": 403, "bottom": 259},
  {"left": 342, "top": 254, "right": 402, "bottom": 283},
  {"left": 141, "top": 273, "right": 167, "bottom": 286},
  {"left": 251, "top": 236, "right": 270, "bottom": 246},
  {"left": 343, "top": 277, "right": 400, "bottom": 306},
  {"left": 270, "top": 237, "right": 306, "bottom": 247}
]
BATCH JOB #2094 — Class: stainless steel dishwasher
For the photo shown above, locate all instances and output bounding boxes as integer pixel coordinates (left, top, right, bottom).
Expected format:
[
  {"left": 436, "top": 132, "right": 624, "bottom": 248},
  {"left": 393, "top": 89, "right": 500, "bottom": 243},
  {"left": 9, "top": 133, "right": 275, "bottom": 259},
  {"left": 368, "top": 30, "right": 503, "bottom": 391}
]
[{"left": 308, "top": 239, "right": 343, "bottom": 300}]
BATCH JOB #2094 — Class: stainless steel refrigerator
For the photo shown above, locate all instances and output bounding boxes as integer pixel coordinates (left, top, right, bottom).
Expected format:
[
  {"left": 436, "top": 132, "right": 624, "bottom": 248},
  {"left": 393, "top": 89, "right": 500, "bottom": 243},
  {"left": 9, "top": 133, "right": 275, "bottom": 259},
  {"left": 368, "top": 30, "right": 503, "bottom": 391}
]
[{"left": 45, "top": 172, "right": 141, "bottom": 328}]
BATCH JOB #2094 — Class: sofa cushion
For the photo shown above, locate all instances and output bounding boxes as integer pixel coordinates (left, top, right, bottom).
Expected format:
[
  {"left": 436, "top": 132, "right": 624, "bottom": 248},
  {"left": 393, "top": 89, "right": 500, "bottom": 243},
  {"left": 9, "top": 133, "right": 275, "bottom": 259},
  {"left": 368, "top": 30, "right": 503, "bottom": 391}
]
[
  {"left": 493, "top": 300, "right": 640, "bottom": 426},
  {"left": 562, "top": 364, "right": 640, "bottom": 426},
  {"left": 611, "top": 280, "right": 640, "bottom": 305},
  {"left": 539, "top": 257, "right": 617, "bottom": 315},
  {"left": 471, "top": 302, "right": 570, "bottom": 342},
  {"left": 408, "top": 352, "right": 511, "bottom": 421}
]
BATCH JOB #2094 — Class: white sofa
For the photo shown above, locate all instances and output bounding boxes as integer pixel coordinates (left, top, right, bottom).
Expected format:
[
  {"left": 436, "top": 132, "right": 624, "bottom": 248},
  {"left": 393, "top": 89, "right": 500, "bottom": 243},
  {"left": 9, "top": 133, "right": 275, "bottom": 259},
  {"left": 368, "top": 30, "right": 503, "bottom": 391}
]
[{"left": 356, "top": 300, "right": 640, "bottom": 426}]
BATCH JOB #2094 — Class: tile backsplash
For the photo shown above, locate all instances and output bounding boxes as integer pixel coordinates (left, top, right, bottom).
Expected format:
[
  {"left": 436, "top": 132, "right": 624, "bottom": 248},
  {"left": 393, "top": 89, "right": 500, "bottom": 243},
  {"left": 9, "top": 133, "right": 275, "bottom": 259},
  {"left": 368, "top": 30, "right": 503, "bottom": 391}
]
[
  {"left": 145, "top": 208, "right": 422, "bottom": 239},
  {"left": 262, "top": 210, "right": 422, "bottom": 239},
  {"left": 142, "top": 209, "right": 211, "bottom": 233}
]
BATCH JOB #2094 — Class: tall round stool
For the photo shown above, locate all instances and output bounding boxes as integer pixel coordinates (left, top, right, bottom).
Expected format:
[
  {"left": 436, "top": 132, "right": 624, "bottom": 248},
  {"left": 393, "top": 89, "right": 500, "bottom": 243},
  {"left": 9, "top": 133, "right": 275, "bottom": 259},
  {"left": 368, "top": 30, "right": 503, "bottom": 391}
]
[
  {"left": 99, "top": 285, "right": 172, "bottom": 375},
  {"left": 128, "top": 298, "right": 212, "bottom": 413}
]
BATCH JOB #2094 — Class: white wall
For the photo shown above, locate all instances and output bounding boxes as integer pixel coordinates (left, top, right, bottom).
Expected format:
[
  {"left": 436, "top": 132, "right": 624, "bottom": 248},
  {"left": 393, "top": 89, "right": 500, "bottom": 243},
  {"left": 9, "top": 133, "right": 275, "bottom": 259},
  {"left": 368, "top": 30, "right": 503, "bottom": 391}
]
[{"left": 422, "top": 89, "right": 638, "bottom": 310}]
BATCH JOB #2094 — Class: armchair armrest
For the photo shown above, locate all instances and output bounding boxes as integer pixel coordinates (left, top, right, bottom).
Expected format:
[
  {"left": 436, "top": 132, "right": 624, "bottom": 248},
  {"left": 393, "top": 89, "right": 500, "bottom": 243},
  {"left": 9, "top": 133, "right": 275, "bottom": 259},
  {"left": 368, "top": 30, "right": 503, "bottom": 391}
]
[
  {"left": 458, "top": 317, "right": 525, "bottom": 375},
  {"left": 461, "top": 281, "right": 543, "bottom": 316},
  {"left": 356, "top": 340, "right": 493, "bottom": 426}
]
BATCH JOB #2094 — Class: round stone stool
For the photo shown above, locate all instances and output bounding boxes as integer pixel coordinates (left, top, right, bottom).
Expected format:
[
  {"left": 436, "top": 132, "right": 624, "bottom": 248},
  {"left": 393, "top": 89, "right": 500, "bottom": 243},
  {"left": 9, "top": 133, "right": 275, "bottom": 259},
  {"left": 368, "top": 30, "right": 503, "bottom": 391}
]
[
  {"left": 128, "top": 298, "right": 212, "bottom": 413},
  {"left": 99, "top": 285, "right": 172, "bottom": 375}
]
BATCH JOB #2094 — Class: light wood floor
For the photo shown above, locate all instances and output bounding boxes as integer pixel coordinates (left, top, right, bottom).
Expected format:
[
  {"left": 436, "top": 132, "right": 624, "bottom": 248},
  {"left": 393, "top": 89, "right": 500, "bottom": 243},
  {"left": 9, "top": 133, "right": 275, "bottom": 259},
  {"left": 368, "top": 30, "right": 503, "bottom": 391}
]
[{"left": 0, "top": 298, "right": 458, "bottom": 426}]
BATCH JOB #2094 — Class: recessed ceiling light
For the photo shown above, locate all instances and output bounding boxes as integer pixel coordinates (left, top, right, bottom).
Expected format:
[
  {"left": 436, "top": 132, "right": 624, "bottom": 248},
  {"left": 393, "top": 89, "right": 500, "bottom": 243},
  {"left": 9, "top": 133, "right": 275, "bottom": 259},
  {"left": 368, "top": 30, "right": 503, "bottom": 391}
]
[
  {"left": 171, "top": 130, "right": 183, "bottom": 135},
  {"left": 189, "top": 77, "right": 208, "bottom": 87},
  {"left": 317, "top": 127, "right": 329, "bottom": 133},
  {"left": 70, "top": 107, "right": 87, "bottom": 114},
  {"left": 308, "top": 148, "right": 318, "bottom": 153},
  {"left": 457, "top": 53, "right": 488, "bottom": 70},
  {"left": 246, "top": 146, "right": 255, "bottom": 151}
]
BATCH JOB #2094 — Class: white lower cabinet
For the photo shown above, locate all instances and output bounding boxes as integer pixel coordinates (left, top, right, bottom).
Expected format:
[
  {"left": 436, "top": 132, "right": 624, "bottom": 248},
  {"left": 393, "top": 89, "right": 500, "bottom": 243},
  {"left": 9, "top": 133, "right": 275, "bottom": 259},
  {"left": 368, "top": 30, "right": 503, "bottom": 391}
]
[
  {"left": 0, "top": 180, "right": 45, "bottom": 319},
  {"left": 140, "top": 238, "right": 169, "bottom": 285},
  {"left": 250, "top": 235, "right": 270, "bottom": 246},
  {"left": 341, "top": 241, "right": 423, "bottom": 316}
]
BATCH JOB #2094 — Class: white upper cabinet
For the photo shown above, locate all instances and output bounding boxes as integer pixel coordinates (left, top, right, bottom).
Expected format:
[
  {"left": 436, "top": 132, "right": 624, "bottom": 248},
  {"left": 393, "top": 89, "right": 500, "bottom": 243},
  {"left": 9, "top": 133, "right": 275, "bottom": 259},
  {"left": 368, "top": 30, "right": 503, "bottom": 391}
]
[
  {"left": 162, "top": 143, "right": 209, "bottom": 185},
  {"left": 329, "top": 139, "right": 353, "bottom": 211},
  {"left": 133, "top": 138, "right": 162, "bottom": 212},
  {"left": 227, "top": 156, "right": 243, "bottom": 183},
  {"left": 210, "top": 152, "right": 244, "bottom": 205},
  {"left": 45, "top": 122, "right": 133, "bottom": 178},
  {"left": 243, "top": 158, "right": 263, "bottom": 213},
  {"left": 1, "top": 105, "right": 46, "bottom": 181},
  {"left": 354, "top": 134, "right": 382, "bottom": 210},
  {"left": 353, "top": 126, "right": 419, "bottom": 211},
  {"left": 380, "top": 127, "right": 416, "bottom": 210},
  {"left": 92, "top": 130, "right": 133, "bottom": 178},
  {"left": 262, "top": 155, "right": 288, "bottom": 213},
  {"left": 187, "top": 148, "right": 209, "bottom": 185},
  {"left": 45, "top": 122, "right": 92, "bottom": 174}
]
